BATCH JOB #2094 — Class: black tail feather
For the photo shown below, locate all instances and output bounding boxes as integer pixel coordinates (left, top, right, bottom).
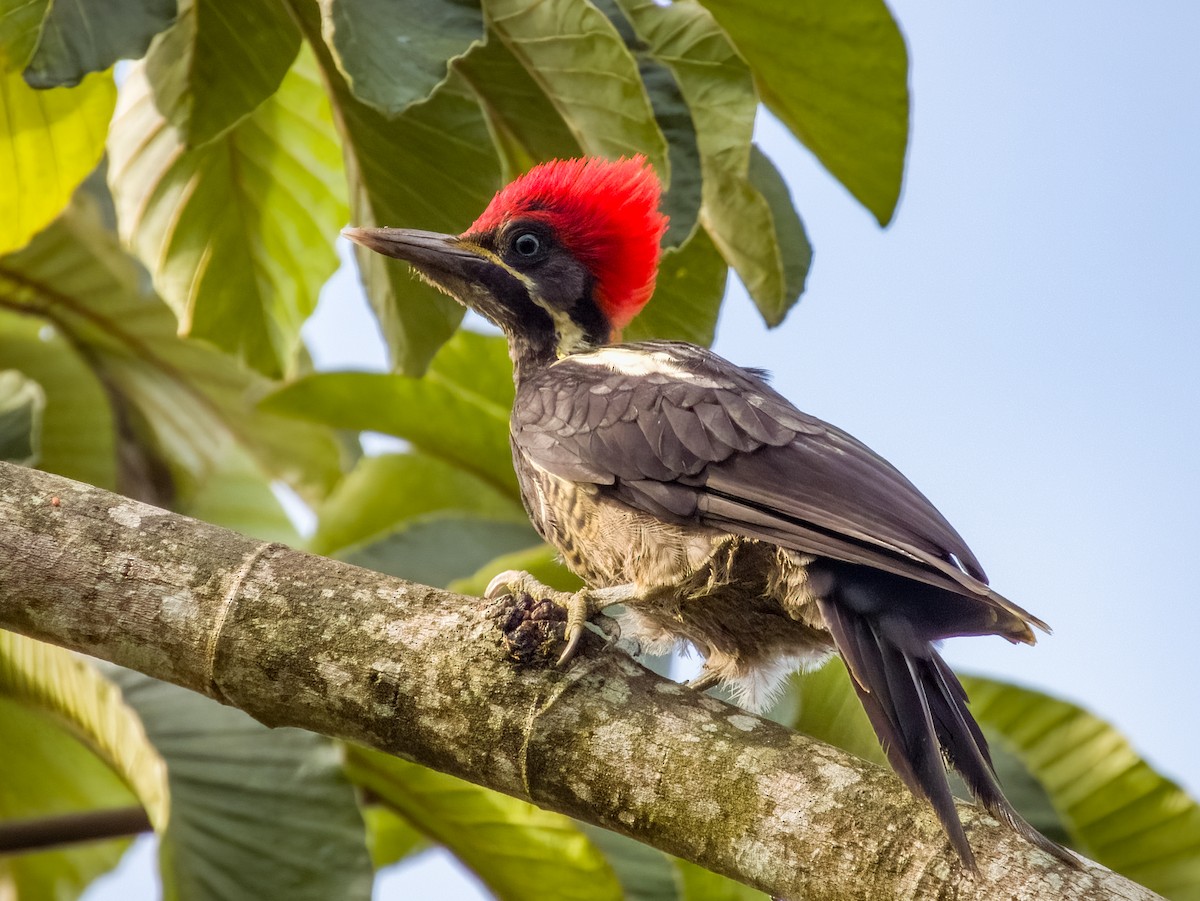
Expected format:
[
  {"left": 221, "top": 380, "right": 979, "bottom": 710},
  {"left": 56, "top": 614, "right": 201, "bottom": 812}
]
[{"left": 817, "top": 591, "right": 1077, "bottom": 870}]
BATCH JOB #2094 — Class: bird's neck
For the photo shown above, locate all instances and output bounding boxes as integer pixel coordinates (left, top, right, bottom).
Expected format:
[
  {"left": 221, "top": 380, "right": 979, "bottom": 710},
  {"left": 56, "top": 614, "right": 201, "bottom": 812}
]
[{"left": 507, "top": 324, "right": 609, "bottom": 385}]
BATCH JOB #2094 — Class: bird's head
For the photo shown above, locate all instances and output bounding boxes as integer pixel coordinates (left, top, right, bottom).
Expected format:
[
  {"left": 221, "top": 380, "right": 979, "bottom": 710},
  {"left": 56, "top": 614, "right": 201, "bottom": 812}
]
[{"left": 343, "top": 156, "right": 668, "bottom": 373}]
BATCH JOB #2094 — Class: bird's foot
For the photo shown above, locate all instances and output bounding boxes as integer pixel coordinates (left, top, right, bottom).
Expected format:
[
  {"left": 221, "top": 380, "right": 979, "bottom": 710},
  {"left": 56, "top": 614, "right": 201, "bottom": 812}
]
[{"left": 485, "top": 570, "right": 624, "bottom": 666}]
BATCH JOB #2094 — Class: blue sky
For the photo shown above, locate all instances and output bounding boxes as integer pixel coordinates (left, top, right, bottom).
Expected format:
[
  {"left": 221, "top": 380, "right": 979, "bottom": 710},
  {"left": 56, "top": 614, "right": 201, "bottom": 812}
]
[{"left": 85, "top": 2, "right": 1199, "bottom": 897}]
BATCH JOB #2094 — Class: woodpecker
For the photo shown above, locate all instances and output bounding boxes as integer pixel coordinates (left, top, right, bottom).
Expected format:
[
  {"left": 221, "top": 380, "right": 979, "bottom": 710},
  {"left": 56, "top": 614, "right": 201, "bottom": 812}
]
[{"left": 344, "top": 157, "right": 1073, "bottom": 869}]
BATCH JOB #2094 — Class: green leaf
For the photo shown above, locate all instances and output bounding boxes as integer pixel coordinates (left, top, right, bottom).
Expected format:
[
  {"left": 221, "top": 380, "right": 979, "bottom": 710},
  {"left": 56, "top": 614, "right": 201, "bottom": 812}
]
[
  {"left": 0, "top": 191, "right": 344, "bottom": 504},
  {"left": 451, "top": 32, "right": 582, "bottom": 180},
  {"left": 963, "top": 676, "right": 1200, "bottom": 897},
  {"left": 781, "top": 656, "right": 887, "bottom": 768},
  {"left": 610, "top": 0, "right": 805, "bottom": 326},
  {"left": 22, "top": 0, "right": 177, "bottom": 88},
  {"left": 108, "top": 668, "right": 374, "bottom": 901},
  {"left": 0, "top": 632, "right": 169, "bottom": 824},
  {"left": 449, "top": 543, "right": 582, "bottom": 597},
  {"left": 0, "top": 369, "right": 44, "bottom": 464},
  {"left": 292, "top": 0, "right": 501, "bottom": 375},
  {"left": 577, "top": 824, "right": 682, "bottom": 901},
  {"left": 624, "top": 226, "right": 727, "bottom": 346},
  {"left": 182, "top": 443, "right": 301, "bottom": 544},
  {"left": 676, "top": 859, "right": 767, "bottom": 900},
  {"left": 109, "top": 48, "right": 346, "bottom": 377},
  {"left": 484, "top": 0, "right": 668, "bottom": 178},
  {"left": 743, "top": 144, "right": 811, "bottom": 326},
  {"left": 363, "top": 804, "right": 426, "bottom": 868},
  {"left": 321, "top": 0, "right": 484, "bottom": 116},
  {"left": 0, "top": 0, "right": 46, "bottom": 72},
  {"left": 698, "top": 0, "right": 909, "bottom": 225},
  {"left": 313, "top": 451, "right": 524, "bottom": 557},
  {"left": 344, "top": 747, "right": 625, "bottom": 901},
  {"left": 0, "top": 68, "right": 115, "bottom": 255},
  {"left": 345, "top": 517, "right": 540, "bottom": 588},
  {"left": 144, "top": 0, "right": 301, "bottom": 145},
  {"left": 264, "top": 329, "right": 516, "bottom": 497},
  {"left": 0, "top": 699, "right": 134, "bottom": 900},
  {"left": 0, "top": 310, "right": 118, "bottom": 489}
]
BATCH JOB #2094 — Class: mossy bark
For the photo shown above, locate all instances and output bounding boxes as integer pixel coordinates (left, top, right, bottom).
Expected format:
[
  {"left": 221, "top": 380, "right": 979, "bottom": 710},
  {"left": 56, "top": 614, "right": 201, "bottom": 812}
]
[{"left": 0, "top": 461, "right": 1161, "bottom": 901}]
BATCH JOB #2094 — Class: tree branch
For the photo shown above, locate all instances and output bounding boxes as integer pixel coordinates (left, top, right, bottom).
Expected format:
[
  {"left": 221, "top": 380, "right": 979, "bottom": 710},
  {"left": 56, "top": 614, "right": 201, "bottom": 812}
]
[{"left": 0, "top": 461, "right": 1160, "bottom": 900}]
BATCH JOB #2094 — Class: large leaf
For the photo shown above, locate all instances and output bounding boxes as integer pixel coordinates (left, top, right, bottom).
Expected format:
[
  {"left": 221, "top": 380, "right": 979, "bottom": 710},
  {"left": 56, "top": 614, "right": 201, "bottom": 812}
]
[
  {"left": 264, "top": 329, "right": 516, "bottom": 496},
  {"left": 19, "top": 0, "right": 176, "bottom": 87},
  {"left": 698, "top": 0, "right": 909, "bottom": 225},
  {"left": 0, "top": 0, "right": 45, "bottom": 71},
  {"left": 0, "top": 634, "right": 159, "bottom": 896},
  {"left": 449, "top": 543, "right": 582, "bottom": 596},
  {"left": 0, "top": 191, "right": 343, "bottom": 503},
  {"left": 312, "top": 451, "right": 524, "bottom": 557},
  {"left": 109, "top": 49, "right": 346, "bottom": 377},
  {"left": 610, "top": 0, "right": 806, "bottom": 326},
  {"left": 0, "top": 68, "right": 114, "bottom": 254},
  {"left": 0, "top": 633, "right": 169, "bottom": 824},
  {"left": 676, "top": 859, "right": 766, "bottom": 900},
  {"left": 484, "top": 0, "right": 668, "bottom": 179},
  {"left": 745, "top": 144, "right": 810, "bottom": 325},
  {"left": 963, "top": 676, "right": 1200, "bottom": 899},
  {"left": 108, "top": 668, "right": 374, "bottom": 901},
  {"left": 623, "top": 226, "right": 727, "bottom": 346},
  {"left": 320, "top": 0, "right": 484, "bottom": 116},
  {"left": 451, "top": 32, "right": 582, "bottom": 180},
  {"left": 0, "top": 310, "right": 118, "bottom": 488},
  {"left": 0, "top": 699, "right": 134, "bottom": 900},
  {"left": 344, "top": 747, "right": 625, "bottom": 901},
  {"left": 363, "top": 805, "right": 426, "bottom": 868},
  {"left": 345, "top": 517, "right": 539, "bottom": 588},
  {"left": 144, "top": 0, "right": 301, "bottom": 146},
  {"left": 0, "top": 369, "right": 43, "bottom": 464},
  {"left": 182, "top": 443, "right": 301, "bottom": 544},
  {"left": 291, "top": 0, "right": 501, "bottom": 375}
]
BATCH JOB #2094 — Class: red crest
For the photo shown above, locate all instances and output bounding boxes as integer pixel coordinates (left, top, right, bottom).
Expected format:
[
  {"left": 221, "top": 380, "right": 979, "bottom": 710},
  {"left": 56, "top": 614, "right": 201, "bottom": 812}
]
[{"left": 467, "top": 157, "right": 668, "bottom": 329}]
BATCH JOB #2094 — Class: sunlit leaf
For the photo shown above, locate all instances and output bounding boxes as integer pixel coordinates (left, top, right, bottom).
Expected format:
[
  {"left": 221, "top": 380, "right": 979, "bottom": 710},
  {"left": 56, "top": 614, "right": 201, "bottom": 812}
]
[
  {"left": 182, "top": 443, "right": 301, "bottom": 544},
  {"left": 291, "top": 0, "right": 501, "bottom": 375},
  {"left": 624, "top": 226, "right": 727, "bottom": 346},
  {"left": 484, "top": 0, "right": 668, "bottom": 178},
  {"left": 0, "top": 0, "right": 46, "bottom": 72},
  {"left": 578, "top": 824, "right": 682, "bottom": 901},
  {"left": 363, "top": 805, "right": 426, "bottom": 868},
  {"left": 744, "top": 144, "right": 810, "bottom": 326},
  {"left": 451, "top": 32, "right": 581, "bottom": 180},
  {"left": 698, "top": 0, "right": 909, "bottom": 225},
  {"left": 0, "top": 369, "right": 43, "bottom": 464},
  {"left": 0, "top": 633, "right": 169, "bottom": 826},
  {"left": 344, "top": 747, "right": 624, "bottom": 901},
  {"left": 0, "top": 191, "right": 344, "bottom": 503},
  {"left": 313, "top": 451, "right": 524, "bottom": 557},
  {"left": 22, "top": 0, "right": 176, "bottom": 88},
  {"left": 963, "top": 676, "right": 1200, "bottom": 898},
  {"left": 109, "top": 49, "right": 346, "bottom": 377},
  {"left": 0, "top": 699, "right": 135, "bottom": 900},
  {"left": 611, "top": 0, "right": 805, "bottom": 326},
  {"left": 0, "top": 68, "right": 114, "bottom": 255},
  {"left": 0, "top": 310, "right": 118, "bottom": 488},
  {"left": 264, "top": 329, "right": 515, "bottom": 496},
  {"left": 108, "top": 668, "right": 374, "bottom": 901},
  {"left": 144, "top": 0, "right": 301, "bottom": 145},
  {"left": 320, "top": 0, "right": 484, "bottom": 116},
  {"left": 676, "top": 858, "right": 766, "bottom": 900},
  {"left": 449, "top": 543, "right": 582, "bottom": 597}
]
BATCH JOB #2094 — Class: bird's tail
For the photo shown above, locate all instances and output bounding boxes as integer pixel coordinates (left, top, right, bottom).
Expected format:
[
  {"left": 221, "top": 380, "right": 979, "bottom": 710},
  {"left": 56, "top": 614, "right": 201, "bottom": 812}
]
[{"left": 816, "top": 588, "right": 1075, "bottom": 870}]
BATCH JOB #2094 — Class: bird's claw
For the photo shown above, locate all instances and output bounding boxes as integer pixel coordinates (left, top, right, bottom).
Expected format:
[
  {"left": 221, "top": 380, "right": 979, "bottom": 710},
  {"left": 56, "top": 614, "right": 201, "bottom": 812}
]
[{"left": 486, "top": 570, "right": 598, "bottom": 668}]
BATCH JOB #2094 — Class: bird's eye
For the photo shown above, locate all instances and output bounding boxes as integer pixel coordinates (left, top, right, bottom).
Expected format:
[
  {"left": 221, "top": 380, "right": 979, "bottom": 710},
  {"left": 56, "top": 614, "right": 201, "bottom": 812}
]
[{"left": 513, "top": 233, "right": 541, "bottom": 257}]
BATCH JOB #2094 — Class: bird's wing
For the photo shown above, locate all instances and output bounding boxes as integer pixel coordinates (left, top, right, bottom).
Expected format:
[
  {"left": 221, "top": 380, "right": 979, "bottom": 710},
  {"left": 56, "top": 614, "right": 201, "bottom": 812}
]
[{"left": 513, "top": 341, "right": 1040, "bottom": 629}]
